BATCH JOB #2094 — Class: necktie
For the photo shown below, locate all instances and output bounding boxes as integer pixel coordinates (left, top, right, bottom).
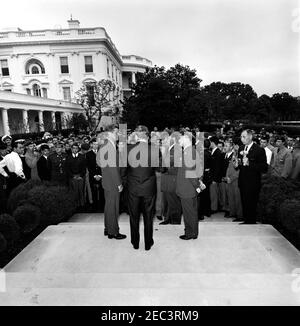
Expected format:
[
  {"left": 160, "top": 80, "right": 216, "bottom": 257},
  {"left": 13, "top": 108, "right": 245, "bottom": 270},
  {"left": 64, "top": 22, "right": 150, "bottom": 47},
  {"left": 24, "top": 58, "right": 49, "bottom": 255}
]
[{"left": 245, "top": 145, "right": 248, "bottom": 152}]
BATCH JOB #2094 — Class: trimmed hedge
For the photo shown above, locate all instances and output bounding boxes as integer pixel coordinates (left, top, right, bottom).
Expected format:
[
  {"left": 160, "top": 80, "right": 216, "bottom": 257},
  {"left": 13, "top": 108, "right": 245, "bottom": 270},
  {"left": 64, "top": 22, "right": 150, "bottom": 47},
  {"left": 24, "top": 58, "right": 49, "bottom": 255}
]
[
  {"left": 13, "top": 204, "right": 41, "bottom": 234},
  {"left": 258, "top": 175, "right": 300, "bottom": 248},
  {"left": 27, "top": 185, "right": 76, "bottom": 225},
  {"left": 0, "top": 214, "right": 20, "bottom": 247},
  {"left": 0, "top": 233, "right": 7, "bottom": 253},
  {"left": 258, "top": 176, "right": 300, "bottom": 224}
]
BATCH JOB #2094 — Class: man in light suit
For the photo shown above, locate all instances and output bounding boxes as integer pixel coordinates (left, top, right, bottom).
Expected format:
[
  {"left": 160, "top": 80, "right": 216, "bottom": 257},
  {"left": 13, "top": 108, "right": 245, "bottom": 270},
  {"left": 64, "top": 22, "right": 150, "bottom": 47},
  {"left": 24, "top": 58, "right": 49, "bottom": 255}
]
[
  {"left": 223, "top": 140, "right": 242, "bottom": 221},
  {"left": 176, "top": 133, "right": 201, "bottom": 240},
  {"left": 97, "top": 125, "right": 126, "bottom": 240}
]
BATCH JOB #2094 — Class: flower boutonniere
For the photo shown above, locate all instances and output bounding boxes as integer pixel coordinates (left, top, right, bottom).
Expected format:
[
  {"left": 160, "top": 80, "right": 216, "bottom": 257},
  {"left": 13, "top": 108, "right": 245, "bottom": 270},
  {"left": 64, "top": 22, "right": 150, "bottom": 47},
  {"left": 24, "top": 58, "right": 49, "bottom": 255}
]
[{"left": 240, "top": 150, "right": 247, "bottom": 156}]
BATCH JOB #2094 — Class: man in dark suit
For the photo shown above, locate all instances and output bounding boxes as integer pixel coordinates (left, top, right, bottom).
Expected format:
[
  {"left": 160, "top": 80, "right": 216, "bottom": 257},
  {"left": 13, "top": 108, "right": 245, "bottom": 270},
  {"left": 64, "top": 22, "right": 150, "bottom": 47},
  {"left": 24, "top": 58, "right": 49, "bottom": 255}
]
[
  {"left": 121, "top": 125, "right": 157, "bottom": 250},
  {"left": 209, "top": 136, "right": 223, "bottom": 214},
  {"left": 97, "top": 126, "right": 126, "bottom": 240},
  {"left": 86, "top": 140, "right": 104, "bottom": 212},
  {"left": 236, "top": 129, "right": 268, "bottom": 224},
  {"left": 176, "top": 133, "right": 201, "bottom": 240},
  {"left": 37, "top": 144, "right": 51, "bottom": 181},
  {"left": 160, "top": 134, "right": 182, "bottom": 225},
  {"left": 65, "top": 143, "right": 87, "bottom": 209}
]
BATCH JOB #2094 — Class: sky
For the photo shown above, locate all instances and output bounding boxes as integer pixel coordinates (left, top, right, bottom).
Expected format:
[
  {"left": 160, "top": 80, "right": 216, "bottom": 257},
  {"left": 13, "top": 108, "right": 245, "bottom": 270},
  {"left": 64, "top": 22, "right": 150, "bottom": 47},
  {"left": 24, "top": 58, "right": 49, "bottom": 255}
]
[{"left": 1, "top": 0, "right": 299, "bottom": 96}]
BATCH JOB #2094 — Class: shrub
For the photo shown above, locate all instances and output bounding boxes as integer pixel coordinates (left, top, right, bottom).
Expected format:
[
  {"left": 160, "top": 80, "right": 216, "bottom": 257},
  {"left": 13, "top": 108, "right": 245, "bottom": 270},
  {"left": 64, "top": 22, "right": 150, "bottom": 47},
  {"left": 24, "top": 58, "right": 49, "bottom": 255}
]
[
  {"left": 7, "top": 179, "right": 43, "bottom": 213},
  {"left": 258, "top": 176, "right": 300, "bottom": 224},
  {"left": 0, "top": 214, "right": 20, "bottom": 246},
  {"left": 0, "top": 232, "right": 7, "bottom": 253},
  {"left": 279, "top": 199, "right": 300, "bottom": 235},
  {"left": 13, "top": 204, "right": 41, "bottom": 234},
  {"left": 27, "top": 185, "right": 76, "bottom": 225}
]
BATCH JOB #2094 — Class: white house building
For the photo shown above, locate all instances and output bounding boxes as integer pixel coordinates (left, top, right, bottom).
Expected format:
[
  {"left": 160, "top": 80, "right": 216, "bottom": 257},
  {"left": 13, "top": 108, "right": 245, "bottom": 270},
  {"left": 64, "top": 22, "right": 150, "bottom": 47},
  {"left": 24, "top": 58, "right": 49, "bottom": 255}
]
[{"left": 0, "top": 18, "right": 152, "bottom": 135}]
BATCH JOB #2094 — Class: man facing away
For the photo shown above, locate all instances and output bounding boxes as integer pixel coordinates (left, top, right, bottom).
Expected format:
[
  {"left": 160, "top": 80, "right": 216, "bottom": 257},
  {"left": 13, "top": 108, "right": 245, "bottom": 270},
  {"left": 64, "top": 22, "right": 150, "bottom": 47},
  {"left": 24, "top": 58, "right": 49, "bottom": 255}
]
[
  {"left": 121, "top": 125, "right": 157, "bottom": 251},
  {"left": 176, "top": 133, "right": 202, "bottom": 240},
  {"left": 97, "top": 125, "right": 126, "bottom": 240},
  {"left": 235, "top": 129, "right": 268, "bottom": 224}
]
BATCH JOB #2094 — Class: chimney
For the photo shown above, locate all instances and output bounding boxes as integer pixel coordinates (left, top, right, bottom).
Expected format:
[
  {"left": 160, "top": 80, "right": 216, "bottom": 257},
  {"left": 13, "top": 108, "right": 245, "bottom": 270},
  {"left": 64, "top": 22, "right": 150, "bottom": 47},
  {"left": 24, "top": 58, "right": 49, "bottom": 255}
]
[{"left": 67, "top": 16, "right": 80, "bottom": 29}]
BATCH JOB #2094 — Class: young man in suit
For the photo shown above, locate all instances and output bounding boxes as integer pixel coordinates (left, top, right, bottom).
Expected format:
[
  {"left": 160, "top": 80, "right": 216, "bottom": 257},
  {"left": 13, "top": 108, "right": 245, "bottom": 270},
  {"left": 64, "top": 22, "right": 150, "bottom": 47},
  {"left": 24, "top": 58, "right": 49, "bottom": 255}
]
[
  {"left": 121, "top": 125, "right": 157, "bottom": 250},
  {"left": 65, "top": 143, "right": 87, "bottom": 209},
  {"left": 209, "top": 136, "right": 223, "bottom": 214},
  {"left": 37, "top": 144, "right": 51, "bottom": 181},
  {"left": 86, "top": 140, "right": 103, "bottom": 212},
  {"left": 236, "top": 129, "right": 268, "bottom": 224},
  {"left": 97, "top": 126, "right": 126, "bottom": 240},
  {"left": 176, "top": 133, "right": 202, "bottom": 240}
]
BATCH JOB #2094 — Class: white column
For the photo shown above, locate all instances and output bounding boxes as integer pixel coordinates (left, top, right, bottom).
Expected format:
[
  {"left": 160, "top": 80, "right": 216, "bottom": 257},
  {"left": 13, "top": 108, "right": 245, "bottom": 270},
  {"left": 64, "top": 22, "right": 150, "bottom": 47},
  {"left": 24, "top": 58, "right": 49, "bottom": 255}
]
[
  {"left": 51, "top": 111, "right": 56, "bottom": 130},
  {"left": 22, "top": 109, "right": 29, "bottom": 133},
  {"left": 60, "top": 112, "right": 66, "bottom": 129},
  {"left": 1, "top": 108, "right": 10, "bottom": 135},
  {"left": 132, "top": 72, "right": 136, "bottom": 84},
  {"left": 38, "top": 110, "right": 44, "bottom": 132}
]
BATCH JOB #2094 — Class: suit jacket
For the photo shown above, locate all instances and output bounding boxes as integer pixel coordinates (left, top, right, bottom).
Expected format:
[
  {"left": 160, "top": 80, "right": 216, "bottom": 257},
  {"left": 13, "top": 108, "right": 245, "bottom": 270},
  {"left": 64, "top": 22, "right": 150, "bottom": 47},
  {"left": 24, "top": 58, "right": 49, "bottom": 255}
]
[
  {"left": 161, "top": 143, "right": 181, "bottom": 193},
  {"left": 65, "top": 153, "right": 87, "bottom": 179},
  {"left": 238, "top": 143, "right": 267, "bottom": 189},
  {"left": 48, "top": 152, "right": 67, "bottom": 183},
  {"left": 176, "top": 145, "right": 199, "bottom": 199},
  {"left": 86, "top": 150, "right": 102, "bottom": 183},
  {"left": 37, "top": 156, "right": 51, "bottom": 181},
  {"left": 97, "top": 140, "right": 121, "bottom": 192},
  {"left": 121, "top": 141, "right": 157, "bottom": 197},
  {"left": 203, "top": 148, "right": 212, "bottom": 185},
  {"left": 210, "top": 148, "right": 223, "bottom": 183}
]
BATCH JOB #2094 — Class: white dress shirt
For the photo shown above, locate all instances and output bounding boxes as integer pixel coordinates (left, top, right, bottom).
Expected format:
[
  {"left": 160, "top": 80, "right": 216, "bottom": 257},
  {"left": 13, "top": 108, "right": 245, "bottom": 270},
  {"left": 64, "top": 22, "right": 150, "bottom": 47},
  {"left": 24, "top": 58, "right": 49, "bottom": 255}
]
[
  {"left": 264, "top": 147, "right": 272, "bottom": 165},
  {"left": 0, "top": 151, "right": 24, "bottom": 178}
]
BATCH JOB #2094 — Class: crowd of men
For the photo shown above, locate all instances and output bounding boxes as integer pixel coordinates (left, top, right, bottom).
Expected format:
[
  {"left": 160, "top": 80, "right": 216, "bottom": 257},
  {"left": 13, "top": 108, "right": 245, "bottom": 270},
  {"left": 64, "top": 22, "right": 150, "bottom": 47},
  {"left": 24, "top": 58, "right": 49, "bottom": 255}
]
[{"left": 0, "top": 123, "right": 299, "bottom": 251}]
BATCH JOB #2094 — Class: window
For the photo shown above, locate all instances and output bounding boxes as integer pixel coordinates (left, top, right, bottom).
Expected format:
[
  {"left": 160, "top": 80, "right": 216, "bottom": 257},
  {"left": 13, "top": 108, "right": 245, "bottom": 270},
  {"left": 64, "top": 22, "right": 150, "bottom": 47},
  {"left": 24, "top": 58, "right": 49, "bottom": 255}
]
[
  {"left": 31, "top": 66, "right": 39, "bottom": 74},
  {"left": 107, "top": 59, "right": 110, "bottom": 76},
  {"left": 62, "top": 87, "right": 71, "bottom": 102},
  {"left": 25, "top": 59, "right": 45, "bottom": 74},
  {"left": 0, "top": 59, "right": 9, "bottom": 76},
  {"left": 84, "top": 56, "right": 93, "bottom": 73},
  {"left": 32, "top": 84, "right": 41, "bottom": 97},
  {"left": 42, "top": 88, "right": 48, "bottom": 98},
  {"left": 60, "top": 57, "right": 69, "bottom": 74},
  {"left": 86, "top": 83, "right": 95, "bottom": 106},
  {"left": 26, "top": 88, "right": 31, "bottom": 95}
]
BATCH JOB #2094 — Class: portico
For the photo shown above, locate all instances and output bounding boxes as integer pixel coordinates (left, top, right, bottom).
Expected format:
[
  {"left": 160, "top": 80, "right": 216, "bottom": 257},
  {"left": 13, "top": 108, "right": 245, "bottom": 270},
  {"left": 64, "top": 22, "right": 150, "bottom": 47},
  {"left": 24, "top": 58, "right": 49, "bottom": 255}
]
[{"left": 0, "top": 90, "right": 82, "bottom": 135}]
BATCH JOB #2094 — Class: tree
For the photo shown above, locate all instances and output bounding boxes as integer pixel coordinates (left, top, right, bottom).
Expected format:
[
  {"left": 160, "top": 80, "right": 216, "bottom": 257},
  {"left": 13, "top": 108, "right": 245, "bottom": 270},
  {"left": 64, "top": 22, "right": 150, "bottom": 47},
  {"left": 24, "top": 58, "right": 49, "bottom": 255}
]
[
  {"left": 64, "top": 113, "right": 89, "bottom": 131},
  {"left": 122, "top": 64, "right": 202, "bottom": 129},
  {"left": 75, "top": 80, "right": 119, "bottom": 132},
  {"left": 271, "top": 93, "right": 299, "bottom": 121}
]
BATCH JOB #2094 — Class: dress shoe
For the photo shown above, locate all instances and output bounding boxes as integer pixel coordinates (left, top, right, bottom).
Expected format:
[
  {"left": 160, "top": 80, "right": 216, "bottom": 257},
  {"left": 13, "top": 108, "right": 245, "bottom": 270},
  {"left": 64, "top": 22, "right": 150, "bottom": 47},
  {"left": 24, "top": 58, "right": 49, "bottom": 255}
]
[
  {"left": 133, "top": 244, "right": 139, "bottom": 250},
  {"left": 171, "top": 221, "right": 181, "bottom": 225},
  {"left": 224, "top": 211, "right": 230, "bottom": 217},
  {"left": 159, "top": 220, "right": 170, "bottom": 225},
  {"left": 145, "top": 240, "right": 154, "bottom": 251},
  {"left": 239, "top": 222, "right": 256, "bottom": 225},
  {"left": 156, "top": 215, "right": 163, "bottom": 221},
  {"left": 198, "top": 215, "right": 204, "bottom": 221},
  {"left": 104, "top": 230, "right": 108, "bottom": 236},
  {"left": 232, "top": 218, "right": 244, "bottom": 222},
  {"left": 179, "top": 235, "right": 197, "bottom": 240},
  {"left": 108, "top": 233, "right": 127, "bottom": 240}
]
